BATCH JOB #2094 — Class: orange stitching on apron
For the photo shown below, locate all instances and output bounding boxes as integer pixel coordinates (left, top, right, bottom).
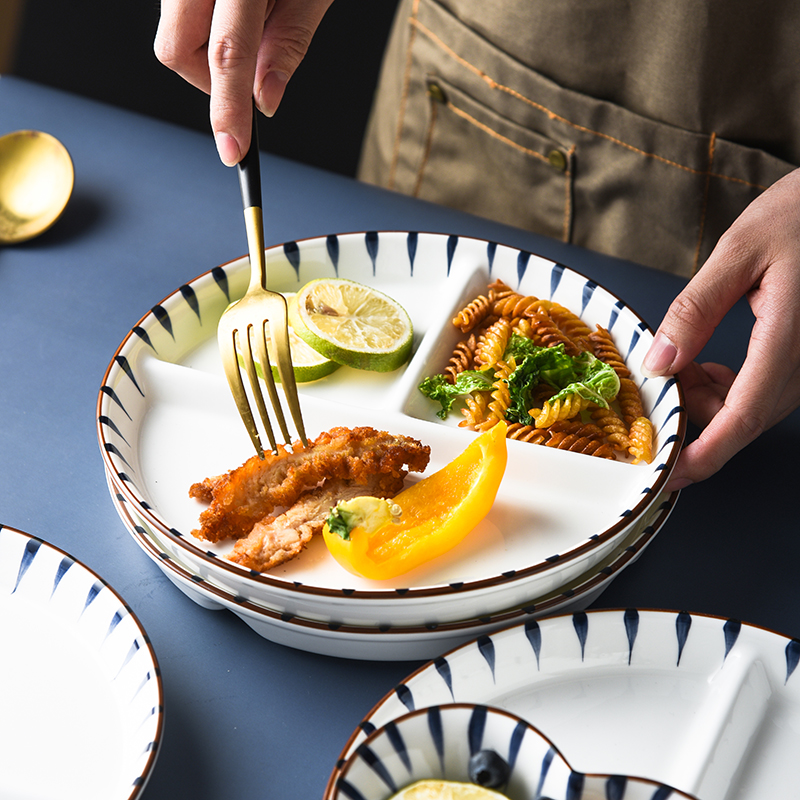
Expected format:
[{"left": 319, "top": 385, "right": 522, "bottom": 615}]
[
  {"left": 692, "top": 132, "right": 717, "bottom": 275},
  {"left": 445, "top": 101, "right": 552, "bottom": 165},
  {"left": 432, "top": 99, "right": 573, "bottom": 242},
  {"left": 411, "top": 17, "right": 770, "bottom": 192},
  {"left": 414, "top": 96, "right": 438, "bottom": 196},
  {"left": 388, "top": 0, "right": 422, "bottom": 189},
  {"left": 563, "top": 144, "right": 576, "bottom": 242}
]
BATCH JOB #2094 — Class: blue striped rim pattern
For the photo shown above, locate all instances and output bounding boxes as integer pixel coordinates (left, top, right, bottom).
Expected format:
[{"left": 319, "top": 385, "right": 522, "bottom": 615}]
[
  {"left": 334, "top": 703, "right": 696, "bottom": 800},
  {"left": 0, "top": 523, "right": 163, "bottom": 799},
  {"left": 330, "top": 609, "right": 800, "bottom": 798},
  {"left": 98, "top": 231, "right": 685, "bottom": 605}
]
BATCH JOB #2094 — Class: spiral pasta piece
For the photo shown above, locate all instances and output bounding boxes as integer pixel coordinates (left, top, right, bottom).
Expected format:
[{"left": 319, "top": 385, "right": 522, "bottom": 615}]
[
  {"left": 530, "top": 392, "right": 592, "bottom": 428},
  {"left": 505, "top": 423, "right": 547, "bottom": 444},
  {"left": 549, "top": 303, "right": 593, "bottom": 352},
  {"left": 590, "top": 405, "right": 632, "bottom": 451},
  {"left": 617, "top": 377, "right": 646, "bottom": 428},
  {"left": 444, "top": 334, "right": 478, "bottom": 383},
  {"left": 512, "top": 317, "right": 534, "bottom": 339},
  {"left": 474, "top": 317, "right": 513, "bottom": 368},
  {"left": 628, "top": 416, "right": 654, "bottom": 464},
  {"left": 589, "top": 325, "right": 631, "bottom": 378},
  {"left": 459, "top": 391, "right": 491, "bottom": 429},
  {"left": 486, "top": 361, "right": 514, "bottom": 424},
  {"left": 544, "top": 421, "right": 617, "bottom": 459},
  {"left": 452, "top": 293, "right": 493, "bottom": 333},
  {"left": 526, "top": 311, "right": 579, "bottom": 354},
  {"left": 486, "top": 279, "right": 515, "bottom": 303},
  {"left": 492, "top": 289, "right": 552, "bottom": 321}
]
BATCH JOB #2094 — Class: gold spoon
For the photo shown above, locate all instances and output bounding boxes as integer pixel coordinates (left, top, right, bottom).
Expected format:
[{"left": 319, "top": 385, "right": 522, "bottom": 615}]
[{"left": 0, "top": 130, "right": 74, "bottom": 244}]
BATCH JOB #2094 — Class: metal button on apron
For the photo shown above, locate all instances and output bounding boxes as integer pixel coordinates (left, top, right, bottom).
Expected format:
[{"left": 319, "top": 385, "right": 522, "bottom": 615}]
[
  {"left": 548, "top": 149, "right": 567, "bottom": 171},
  {"left": 427, "top": 81, "right": 447, "bottom": 104}
]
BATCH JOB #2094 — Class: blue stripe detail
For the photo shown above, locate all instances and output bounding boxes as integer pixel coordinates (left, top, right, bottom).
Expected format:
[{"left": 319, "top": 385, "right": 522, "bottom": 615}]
[
  {"left": 179, "top": 284, "right": 201, "bottom": 322},
  {"left": 573, "top": 612, "right": 589, "bottom": 660},
  {"left": 477, "top": 635, "right": 496, "bottom": 679},
  {"left": 723, "top": 619, "right": 742, "bottom": 662},
  {"left": 284, "top": 241, "right": 300, "bottom": 279},
  {"left": 525, "top": 618, "right": 542, "bottom": 668},
  {"left": 406, "top": 232, "right": 418, "bottom": 276},
  {"left": 676, "top": 611, "right": 692, "bottom": 666},
  {"left": 487, "top": 241, "right": 497, "bottom": 273},
  {"left": 624, "top": 608, "right": 639, "bottom": 665},
  {"left": 428, "top": 705, "right": 445, "bottom": 768},
  {"left": 13, "top": 537, "right": 41, "bottom": 593},
  {"left": 446, "top": 235, "right": 458, "bottom": 275},
  {"left": 326, "top": 234, "right": 340, "bottom": 275},
  {"left": 434, "top": 656, "right": 454, "bottom": 699},
  {"left": 467, "top": 705, "right": 487, "bottom": 754},
  {"left": 366, "top": 231, "right": 379, "bottom": 275}
]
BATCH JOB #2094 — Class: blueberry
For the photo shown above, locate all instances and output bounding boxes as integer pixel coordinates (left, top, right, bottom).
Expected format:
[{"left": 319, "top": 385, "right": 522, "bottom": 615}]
[{"left": 468, "top": 749, "right": 510, "bottom": 789}]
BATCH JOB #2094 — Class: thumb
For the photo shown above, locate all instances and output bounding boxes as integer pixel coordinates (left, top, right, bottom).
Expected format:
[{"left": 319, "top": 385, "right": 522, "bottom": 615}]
[{"left": 641, "top": 244, "right": 754, "bottom": 379}]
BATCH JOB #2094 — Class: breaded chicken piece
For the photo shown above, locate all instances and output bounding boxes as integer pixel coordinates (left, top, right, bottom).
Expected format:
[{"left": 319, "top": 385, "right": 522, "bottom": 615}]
[
  {"left": 226, "top": 472, "right": 406, "bottom": 572},
  {"left": 189, "top": 426, "right": 430, "bottom": 543}
]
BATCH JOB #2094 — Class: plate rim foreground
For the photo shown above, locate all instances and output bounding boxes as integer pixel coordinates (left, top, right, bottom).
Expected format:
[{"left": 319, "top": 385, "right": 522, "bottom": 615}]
[
  {"left": 326, "top": 608, "right": 800, "bottom": 800},
  {"left": 333, "top": 702, "right": 700, "bottom": 800},
  {"left": 97, "top": 230, "right": 685, "bottom": 605},
  {"left": 108, "top": 472, "right": 678, "bottom": 660},
  {"left": 0, "top": 522, "right": 164, "bottom": 800}
]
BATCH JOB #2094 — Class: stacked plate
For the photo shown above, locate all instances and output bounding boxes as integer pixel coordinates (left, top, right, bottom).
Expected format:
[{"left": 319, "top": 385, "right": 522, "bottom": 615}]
[
  {"left": 98, "top": 231, "right": 685, "bottom": 661},
  {"left": 326, "top": 609, "right": 800, "bottom": 799}
]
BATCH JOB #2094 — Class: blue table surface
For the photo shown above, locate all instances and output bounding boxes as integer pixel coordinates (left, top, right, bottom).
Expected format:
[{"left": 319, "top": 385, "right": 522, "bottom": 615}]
[{"left": 2, "top": 75, "right": 799, "bottom": 799}]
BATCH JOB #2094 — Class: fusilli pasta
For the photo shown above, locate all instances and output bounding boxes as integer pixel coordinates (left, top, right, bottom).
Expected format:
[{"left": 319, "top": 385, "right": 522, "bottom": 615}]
[{"left": 429, "top": 279, "right": 656, "bottom": 464}]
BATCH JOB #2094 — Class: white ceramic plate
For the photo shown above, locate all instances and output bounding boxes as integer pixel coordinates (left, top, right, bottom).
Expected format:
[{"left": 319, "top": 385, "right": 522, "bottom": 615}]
[
  {"left": 333, "top": 703, "right": 697, "bottom": 800},
  {"left": 98, "top": 231, "right": 685, "bottom": 628},
  {"left": 108, "top": 469, "right": 677, "bottom": 661},
  {"left": 330, "top": 610, "right": 800, "bottom": 800},
  {"left": 0, "top": 524, "right": 163, "bottom": 800}
]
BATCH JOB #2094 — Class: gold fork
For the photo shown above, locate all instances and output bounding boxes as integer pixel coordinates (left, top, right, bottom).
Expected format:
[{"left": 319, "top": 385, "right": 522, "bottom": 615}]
[{"left": 217, "top": 107, "right": 307, "bottom": 457}]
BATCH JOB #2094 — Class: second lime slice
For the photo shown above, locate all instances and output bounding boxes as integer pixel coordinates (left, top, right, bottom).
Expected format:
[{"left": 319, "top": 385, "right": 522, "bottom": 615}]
[{"left": 239, "top": 293, "right": 340, "bottom": 383}]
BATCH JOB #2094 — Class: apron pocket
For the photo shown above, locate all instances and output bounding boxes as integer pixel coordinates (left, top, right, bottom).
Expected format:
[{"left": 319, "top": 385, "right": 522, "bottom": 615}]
[
  {"left": 411, "top": 75, "right": 575, "bottom": 243},
  {"left": 362, "top": 0, "right": 797, "bottom": 277}
]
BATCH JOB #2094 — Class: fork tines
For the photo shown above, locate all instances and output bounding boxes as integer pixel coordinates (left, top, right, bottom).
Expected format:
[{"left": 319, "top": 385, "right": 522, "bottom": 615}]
[{"left": 220, "top": 311, "right": 306, "bottom": 458}]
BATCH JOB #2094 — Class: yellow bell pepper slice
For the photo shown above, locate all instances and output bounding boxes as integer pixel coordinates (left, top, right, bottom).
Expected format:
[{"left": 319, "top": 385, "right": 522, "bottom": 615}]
[{"left": 322, "top": 421, "right": 508, "bottom": 580}]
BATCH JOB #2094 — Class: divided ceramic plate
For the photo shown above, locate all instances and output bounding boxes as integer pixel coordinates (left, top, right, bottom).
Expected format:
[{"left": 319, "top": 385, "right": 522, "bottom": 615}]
[
  {"left": 0, "top": 524, "right": 163, "bottom": 800},
  {"left": 330, "top": 609, "right": 800, "bottom": 800},
  {"left": 109, "top": 475, "right": 677, "bottom": 660},
  {"left": 332, "top": 703, "right": 698, "bottom": 800},
  {"left": 98, "top": 231, "right": 685, "bottom": 631}
]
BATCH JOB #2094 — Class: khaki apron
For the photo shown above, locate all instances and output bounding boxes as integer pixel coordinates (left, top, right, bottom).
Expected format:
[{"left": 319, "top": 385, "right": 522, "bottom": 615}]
[{"left": 358, "top": 0, "right": 800, "bottom": 277}]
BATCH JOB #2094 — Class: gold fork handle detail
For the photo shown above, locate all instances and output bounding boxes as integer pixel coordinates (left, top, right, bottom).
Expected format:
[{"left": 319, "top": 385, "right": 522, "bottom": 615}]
[{"left": 243, "top": 206, "right": 267, "bottom": 293}]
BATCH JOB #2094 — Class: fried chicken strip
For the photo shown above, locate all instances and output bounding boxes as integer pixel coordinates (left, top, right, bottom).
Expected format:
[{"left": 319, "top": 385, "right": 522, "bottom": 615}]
[
  {"left": 189, "top": 426, "right": 430, "bottom": 543},
  {"left": 226, "top": 472, "right": 406, "bottom": 572}
]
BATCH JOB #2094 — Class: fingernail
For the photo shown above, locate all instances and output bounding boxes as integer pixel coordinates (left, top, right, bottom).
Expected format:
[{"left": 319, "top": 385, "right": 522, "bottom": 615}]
[
  {"left": 258, "top": 70, "right": 289, "bottom": 117},
  {"left": 642, "top": 332, "right": 677, "bottom": 378},
  {"left": 215, "top": 132, "right": 240, "bottom": 167}
]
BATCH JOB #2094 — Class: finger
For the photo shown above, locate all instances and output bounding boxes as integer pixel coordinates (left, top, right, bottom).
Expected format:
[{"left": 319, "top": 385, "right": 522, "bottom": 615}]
[
  {"left": 641, "top": 239, "right": 760, "bottom": 379},
  {"left": 207, "top": 0, "right": 274, "bottom": 165},
  {"left": 667, "top": 313, "right": 798, "bottom": 489},
  {"left": 253, "top": 0, "right": 335, "bottom": 116},
  {"left": 676, "top": 361, "right": 735, "bottom": 429},
  {"left": 154, "top": 0, "right": 218, "bottom": 93}
]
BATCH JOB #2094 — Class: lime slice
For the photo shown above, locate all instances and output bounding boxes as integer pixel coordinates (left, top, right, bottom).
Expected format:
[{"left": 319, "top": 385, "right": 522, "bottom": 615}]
[
  {"left": 327, "top": 496, "right": 402, "bottom": 539},
  {"left": 238, "top": 293, "right": 340, "bottom": 383},
  {"left": 288, "top": 278, "right": 413, "bottom": 372},
  {"left": 389, "top": 780, "right": 507, "bottom": 800}
]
